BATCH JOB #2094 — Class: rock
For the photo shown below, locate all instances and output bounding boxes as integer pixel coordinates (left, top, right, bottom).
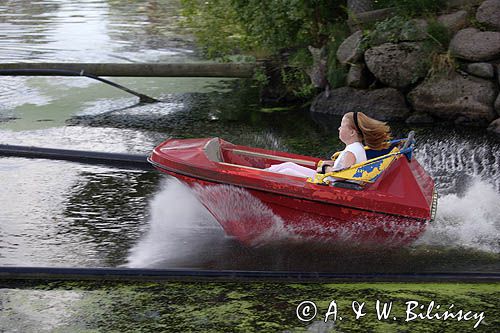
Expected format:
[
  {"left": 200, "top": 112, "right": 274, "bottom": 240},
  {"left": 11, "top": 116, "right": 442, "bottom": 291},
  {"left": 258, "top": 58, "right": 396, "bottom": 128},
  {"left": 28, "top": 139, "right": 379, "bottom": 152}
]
[
  {"left": 465, "top": 62, "right": 495, "bottom": 78},
  {"left": 403, "top": 19, "right": 429, "bottom": 41},
  {"left": 437, "top": 10, "right": 468, "bottom": 34},
  {"left": 408, "top": 71, "right": 498, "bottom": 125},
  {"left": 449, "top": 28, "right": 500, "bottom": 61},
  {"left": 487, "top": 118, "right": 500, "bottom": 139},
  {"left": 306, "top": 45, "right": 328, "bottom": 89},
  {"left": 336, "top": 31, "right": 364, "bottom": 65},
  {"left": 476, "top": 0, "right": 500, "bottom": 31},
  {"left": 497, "top": 65, "right": 500, "bottom": 84},
  {"left": 405, "top": 112, "right": 435, "bottom": 124},
  {"left": 311, "top": 87, "right": 410, "bottom": 121},
  {"left": 347, "top": 8, "right": 395, "bottom": 32},
  {"left": 367, "top": 19, "right": 428, "bottom": 46},
  {"left": 346, "top": 64, "right": 368, "bottom": 88},
  {"left": 365, "top": 42, "right": 429, "bottom": 88},
  {"left": 495, "top": 93, "right": 500, "bottom": 114},
  {"left": 347, "top": 0, "right": 373, "bottom": 14},
  {"left": 446, "top": 0, "right": 484, "bottom": 8}
]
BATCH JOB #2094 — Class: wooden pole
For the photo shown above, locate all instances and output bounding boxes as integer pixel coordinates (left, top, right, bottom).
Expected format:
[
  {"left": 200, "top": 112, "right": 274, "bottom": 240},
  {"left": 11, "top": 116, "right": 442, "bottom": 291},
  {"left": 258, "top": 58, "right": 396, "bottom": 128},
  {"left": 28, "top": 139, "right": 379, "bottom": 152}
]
[{"left": 0, "top": 62, "right": 256, "bottom": 78}]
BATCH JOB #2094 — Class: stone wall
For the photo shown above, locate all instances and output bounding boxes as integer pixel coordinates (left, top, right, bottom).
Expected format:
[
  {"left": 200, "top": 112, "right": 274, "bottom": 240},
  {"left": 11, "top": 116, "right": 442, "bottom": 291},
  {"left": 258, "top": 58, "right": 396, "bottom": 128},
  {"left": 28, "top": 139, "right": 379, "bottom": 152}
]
[{"left": 311, "top": 0, "right": 500, "bottom": 139}]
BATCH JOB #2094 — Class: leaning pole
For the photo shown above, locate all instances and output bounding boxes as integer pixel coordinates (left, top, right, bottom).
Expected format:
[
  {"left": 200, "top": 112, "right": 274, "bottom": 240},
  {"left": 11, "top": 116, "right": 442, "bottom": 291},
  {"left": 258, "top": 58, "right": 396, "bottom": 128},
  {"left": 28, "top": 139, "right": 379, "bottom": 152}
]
[{"left": 0, "top": 62, "right": 256, "bottom": 78}]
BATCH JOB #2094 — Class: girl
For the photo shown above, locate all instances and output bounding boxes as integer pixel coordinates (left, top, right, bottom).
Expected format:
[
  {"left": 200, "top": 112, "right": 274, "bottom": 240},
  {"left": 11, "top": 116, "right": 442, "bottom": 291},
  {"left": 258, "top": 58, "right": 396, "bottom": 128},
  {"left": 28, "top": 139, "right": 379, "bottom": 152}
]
[{"left": 266, "top": 112, "right": 391, "bottom": 178}]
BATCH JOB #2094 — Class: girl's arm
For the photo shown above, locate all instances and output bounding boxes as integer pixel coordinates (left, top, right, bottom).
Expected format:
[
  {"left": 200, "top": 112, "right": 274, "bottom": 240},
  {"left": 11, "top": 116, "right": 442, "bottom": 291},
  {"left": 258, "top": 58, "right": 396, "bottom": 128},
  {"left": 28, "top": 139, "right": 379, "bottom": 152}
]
[{"left": 325, "top": 152, "right": 356, "bottom": 173}]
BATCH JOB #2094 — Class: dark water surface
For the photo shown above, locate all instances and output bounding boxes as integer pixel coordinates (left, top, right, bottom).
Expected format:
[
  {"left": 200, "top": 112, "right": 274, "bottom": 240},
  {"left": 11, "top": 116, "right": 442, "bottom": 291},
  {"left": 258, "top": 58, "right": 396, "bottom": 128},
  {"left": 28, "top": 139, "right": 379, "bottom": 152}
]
[{"left": 0, "top": 1, "right": 499, "bottom": 273}]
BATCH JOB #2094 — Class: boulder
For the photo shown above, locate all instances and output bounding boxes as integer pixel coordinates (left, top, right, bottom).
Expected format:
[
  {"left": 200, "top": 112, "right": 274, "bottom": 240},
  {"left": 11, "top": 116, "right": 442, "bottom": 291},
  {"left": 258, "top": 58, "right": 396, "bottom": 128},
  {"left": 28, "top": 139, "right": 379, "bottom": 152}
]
[
  {"left": 405, "top": 112, "right": 435, "bottom": 124},
  {"left": 365, "top": 42, "right": 429, "bottom": 88},
  {"left": 347, "top": 0, "right": 373, "bottom": 14},
  {"left": 347, "top": 8, "right": 395, "bottom": 32},
  {"left": 437, "top": 10, "right": 468, "bottom": 34},
  {"left": 311, "top": 87, "right": 410, "bottom": 121},
  {"left": 367, "top": 19, "right": 428, "bottom": 46},
  {"left": 306, "top": 45, "right": 328, "bottom": 89},
  {"left": 498, "top": 64, "right": 500, "bottom": 85},
  {"left": 495, "top": 93, "right": 500, "bottom": 114},
  {"left": 487, "top": 118, "right": 500, "bottom": 139},
  {"left": 476, "top": 0, "right": 500, "bottom": 31},
  {"left": 403, "top": 19, "right": 429, "bottom": 41},
  {"left": 346, "top": 64, "right": 368, "bottom": 88},
  {"left": 465, "top": 62, "right": 495, "bottom": 78},
  {"left": 449, "top": 28, "right": 500, "bottom": 61},
  {"left": 408, "top": 71, "right": 498, "bottom": 125},
  {"left": 446, "top": 0, "right": 484, "bottom": 8},
  {"left": 336, "top": 31, "right": 364, "bottom": 65}
]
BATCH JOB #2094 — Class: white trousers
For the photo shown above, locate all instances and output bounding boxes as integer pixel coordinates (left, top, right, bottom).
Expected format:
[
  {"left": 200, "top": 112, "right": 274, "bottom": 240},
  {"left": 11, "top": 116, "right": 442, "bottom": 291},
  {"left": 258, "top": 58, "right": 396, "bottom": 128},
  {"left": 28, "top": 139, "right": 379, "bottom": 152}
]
[{"left": 266, "top": 162, "right": 316, "bottom": 178}]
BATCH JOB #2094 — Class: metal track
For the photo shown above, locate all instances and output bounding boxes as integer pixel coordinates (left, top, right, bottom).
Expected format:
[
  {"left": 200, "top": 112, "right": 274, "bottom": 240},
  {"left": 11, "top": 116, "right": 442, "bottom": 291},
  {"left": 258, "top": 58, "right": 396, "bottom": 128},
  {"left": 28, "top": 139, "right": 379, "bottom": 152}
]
[
  {"left": 0, "top": 68, "right": 158, "bottom": 103},
  {"left": 0, "top": 144, "right": 154, "bottom": 170},
  {"left": 0, "top": 266, "right": 498, "bottom": 282},
  {"left": 0, "top": 62, "right": 256, "bottom": 78}
]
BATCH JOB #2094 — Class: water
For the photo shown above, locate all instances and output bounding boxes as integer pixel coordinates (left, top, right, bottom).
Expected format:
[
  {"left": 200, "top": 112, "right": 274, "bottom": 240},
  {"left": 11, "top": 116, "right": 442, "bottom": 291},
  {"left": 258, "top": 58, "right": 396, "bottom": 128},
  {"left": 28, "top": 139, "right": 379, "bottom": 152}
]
[{"left": 0, "top": 1, "right": 498, "bottom": 273}]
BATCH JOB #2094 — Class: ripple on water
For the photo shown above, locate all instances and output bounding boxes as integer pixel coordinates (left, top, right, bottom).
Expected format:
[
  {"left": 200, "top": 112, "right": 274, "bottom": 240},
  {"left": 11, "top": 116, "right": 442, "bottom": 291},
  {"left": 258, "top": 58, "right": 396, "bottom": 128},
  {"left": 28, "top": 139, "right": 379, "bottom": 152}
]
[
  {"left": 0, "top": 125, "right": 165, "bottom": 153},
  {"left": 0, "top": 77, "right": 52, "bottom": 109},
  {"left": 0, "top": 0, "right": 196, "bottom": 62},
  {"left": 416, "top": 134, "right": 500, "bottom": 193}
]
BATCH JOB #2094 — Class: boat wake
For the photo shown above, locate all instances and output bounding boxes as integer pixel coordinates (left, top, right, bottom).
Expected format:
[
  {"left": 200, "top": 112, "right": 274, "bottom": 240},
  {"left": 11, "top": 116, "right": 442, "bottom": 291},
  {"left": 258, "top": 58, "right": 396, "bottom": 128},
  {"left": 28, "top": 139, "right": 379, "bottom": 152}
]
[
  {"left": 414, "top": 135, "right": 500, "bottom": 253},
  {"left": 416, "top": 179, "right": 500, "bottom": 253},
  {"left": 126, "top": 178, "right": 226, "bottom": 268},
  {"left": 416, "top": 135, "right": 500, "bottom": 194}
]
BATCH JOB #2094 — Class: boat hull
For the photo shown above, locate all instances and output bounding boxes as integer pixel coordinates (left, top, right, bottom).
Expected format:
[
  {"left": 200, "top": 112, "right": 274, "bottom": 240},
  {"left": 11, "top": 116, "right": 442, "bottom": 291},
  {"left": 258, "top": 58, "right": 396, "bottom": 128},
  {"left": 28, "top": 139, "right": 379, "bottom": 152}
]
[{"left": 156, "top": 168, "right": 427, "bottom": 246}]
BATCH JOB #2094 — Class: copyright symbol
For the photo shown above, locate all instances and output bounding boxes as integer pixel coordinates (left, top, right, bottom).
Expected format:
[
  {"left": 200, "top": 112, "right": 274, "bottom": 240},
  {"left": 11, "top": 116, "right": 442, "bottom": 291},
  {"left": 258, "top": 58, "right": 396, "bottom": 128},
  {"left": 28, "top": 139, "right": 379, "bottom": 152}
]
[{"left": 296, "top": 301, "right": 317, "bottom": 322}]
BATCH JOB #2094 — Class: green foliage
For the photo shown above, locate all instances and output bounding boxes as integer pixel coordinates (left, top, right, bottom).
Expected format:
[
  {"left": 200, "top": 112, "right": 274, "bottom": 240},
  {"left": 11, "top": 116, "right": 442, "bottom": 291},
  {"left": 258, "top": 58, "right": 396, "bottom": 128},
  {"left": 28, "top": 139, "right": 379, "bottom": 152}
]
[
  {"left": 289, "top": 47, "right": 313, "bottom": 68},
  {"left": 252, "top": 65, "right": 269, "bottom": 87},
  {"left": 230, "top": 0, "right": 346, "bottom": 51},
  {"left": 181, "top": 0, "right": 347, "bottom": 59},
  {"left": 468, "top": 16, "right": 490, "bottom": 31},
  {"left": 287, "top": 48, "right": 316, "bottom": 98},
  {"left": 425, "top": 19, "right": 451, "bottom": 50},
  {"left": 180, "top": 1, "right": 349, "bottom": 99},
  {"left": 325, "top": 22, "right": 350, "bottom": 88},
  {"left": 374, "top": 0, "right": 446, "bottom": 16},
  {"left": 180, "top": 0, "right": 255, "bottom": 58},
  {"left": 361, "top": 16, "right": 420, "bottom": 48},
  {"left": 280, "top": 65, "right": 315, "bottom": 99}
]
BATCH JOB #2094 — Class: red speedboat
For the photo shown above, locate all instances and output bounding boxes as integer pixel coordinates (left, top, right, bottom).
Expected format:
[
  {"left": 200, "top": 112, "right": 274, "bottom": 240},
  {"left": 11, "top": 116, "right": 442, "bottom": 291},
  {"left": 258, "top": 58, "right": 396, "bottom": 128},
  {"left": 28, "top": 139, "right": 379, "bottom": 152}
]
[{"left": 149, "top": 135, "right": 437, "bottom": 246}]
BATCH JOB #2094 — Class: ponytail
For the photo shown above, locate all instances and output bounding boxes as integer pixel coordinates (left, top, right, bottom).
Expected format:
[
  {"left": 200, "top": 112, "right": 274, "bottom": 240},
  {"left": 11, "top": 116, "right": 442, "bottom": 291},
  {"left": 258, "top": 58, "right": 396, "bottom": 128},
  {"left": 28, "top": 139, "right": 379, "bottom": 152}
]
[{"left": 349, "top": 112, "right": 392, "bottom": 150}]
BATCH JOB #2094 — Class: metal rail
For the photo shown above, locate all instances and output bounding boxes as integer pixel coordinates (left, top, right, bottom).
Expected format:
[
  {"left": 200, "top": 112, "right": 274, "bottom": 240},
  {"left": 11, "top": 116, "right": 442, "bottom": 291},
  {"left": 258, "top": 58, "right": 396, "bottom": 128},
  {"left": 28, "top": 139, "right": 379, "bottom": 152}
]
[
  {"left": 0, "top": 68, "right": 158, "bottom": 103},
  {"left": 0, "top": 144, "right": 154, "bottom": 170},
  {"left": 0, "top": 266, "right": 498, "bottom": 282},
  {"left": 0, "top": 62, "right": 256, "bottom": 78}
]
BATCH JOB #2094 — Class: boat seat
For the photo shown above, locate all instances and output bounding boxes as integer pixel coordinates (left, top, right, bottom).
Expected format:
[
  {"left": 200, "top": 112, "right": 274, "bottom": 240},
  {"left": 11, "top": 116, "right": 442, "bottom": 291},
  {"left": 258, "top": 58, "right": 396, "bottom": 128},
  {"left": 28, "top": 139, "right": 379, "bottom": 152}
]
[
  {"left": 204, "top": 137, "right": 223, "bottom": 162},
  {"left": 331, "top": 180, "right": 364, "bottom": 191},
  {"left": 365, "top": 145, "right": 395, "bottom": 159}
]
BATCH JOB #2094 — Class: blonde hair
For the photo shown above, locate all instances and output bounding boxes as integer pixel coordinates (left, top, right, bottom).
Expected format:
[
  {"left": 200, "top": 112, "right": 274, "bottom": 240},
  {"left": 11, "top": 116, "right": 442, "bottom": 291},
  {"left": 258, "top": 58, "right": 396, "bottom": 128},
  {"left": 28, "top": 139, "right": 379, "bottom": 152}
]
[{"left": 346, "top": 112, "right": 392, "bottom": 150}]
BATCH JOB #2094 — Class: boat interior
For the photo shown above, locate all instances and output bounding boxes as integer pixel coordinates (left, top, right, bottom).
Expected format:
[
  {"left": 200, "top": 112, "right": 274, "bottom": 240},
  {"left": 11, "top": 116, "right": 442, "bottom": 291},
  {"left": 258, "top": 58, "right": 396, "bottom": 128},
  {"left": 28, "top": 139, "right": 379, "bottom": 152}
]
[
  {"left": 204, "top": 135, "right": 412, "bottom": 173},
  {"left": 204, "top": 137, "right": 317, "bottom": 171}
]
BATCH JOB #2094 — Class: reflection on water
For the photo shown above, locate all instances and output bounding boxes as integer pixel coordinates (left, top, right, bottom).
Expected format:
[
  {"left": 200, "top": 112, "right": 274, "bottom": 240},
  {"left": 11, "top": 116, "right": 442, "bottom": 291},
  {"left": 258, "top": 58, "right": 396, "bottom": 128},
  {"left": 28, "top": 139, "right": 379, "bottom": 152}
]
[
  {"left": 0, "top": 0, "right": 194, "bottom": 62},
  {"left": 0, "top": 0, "right": 498, "bottom": 273},
  {"left": 0, "top": 158, "right": 159, "bottom": 267}
]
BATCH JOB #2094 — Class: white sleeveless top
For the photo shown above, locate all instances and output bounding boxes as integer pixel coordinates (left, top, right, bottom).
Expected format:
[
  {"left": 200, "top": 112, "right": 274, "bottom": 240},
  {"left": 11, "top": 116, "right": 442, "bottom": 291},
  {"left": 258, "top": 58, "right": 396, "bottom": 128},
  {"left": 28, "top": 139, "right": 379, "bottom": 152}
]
[{"left": 333, "top": 142, "right": 367, "bottom": 170}]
